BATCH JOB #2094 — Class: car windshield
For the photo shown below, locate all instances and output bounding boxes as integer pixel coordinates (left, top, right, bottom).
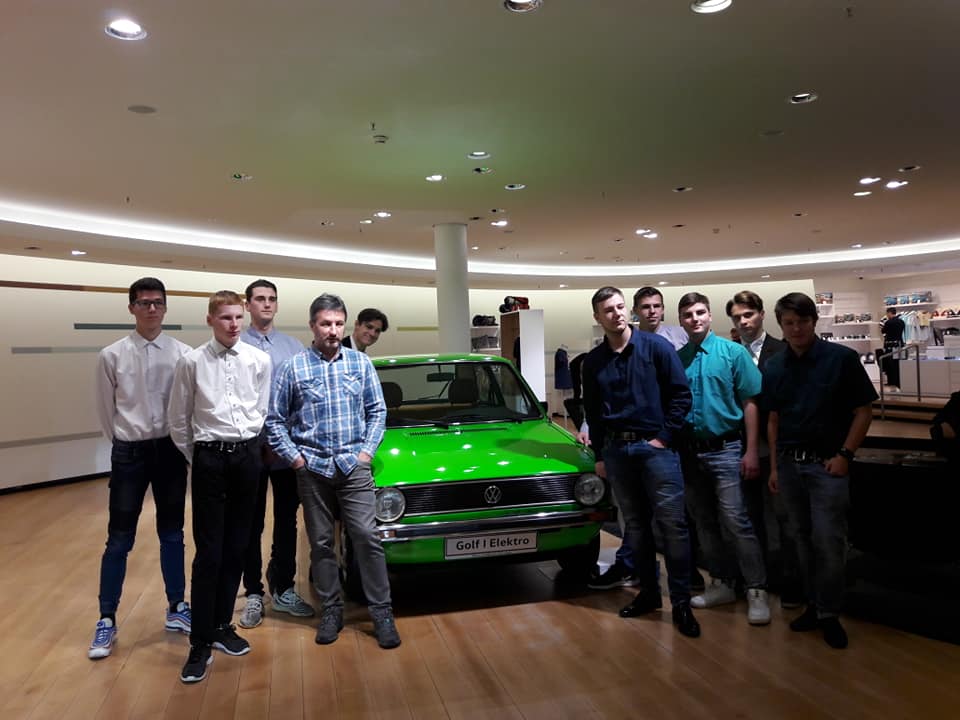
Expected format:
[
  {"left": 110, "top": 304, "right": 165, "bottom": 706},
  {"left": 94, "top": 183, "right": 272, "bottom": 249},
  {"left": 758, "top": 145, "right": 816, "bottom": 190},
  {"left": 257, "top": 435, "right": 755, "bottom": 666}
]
[{"left": 377, "top": 361, "right": 543, "bottom": 428}]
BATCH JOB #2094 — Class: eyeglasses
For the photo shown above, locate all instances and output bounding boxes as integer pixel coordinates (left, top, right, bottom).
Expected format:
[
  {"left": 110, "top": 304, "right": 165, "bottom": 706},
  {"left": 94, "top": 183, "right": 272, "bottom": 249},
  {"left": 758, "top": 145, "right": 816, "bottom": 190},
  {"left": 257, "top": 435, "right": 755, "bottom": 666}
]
[{"left": 132, "top": 299, "right": 166, "bottom": 309}]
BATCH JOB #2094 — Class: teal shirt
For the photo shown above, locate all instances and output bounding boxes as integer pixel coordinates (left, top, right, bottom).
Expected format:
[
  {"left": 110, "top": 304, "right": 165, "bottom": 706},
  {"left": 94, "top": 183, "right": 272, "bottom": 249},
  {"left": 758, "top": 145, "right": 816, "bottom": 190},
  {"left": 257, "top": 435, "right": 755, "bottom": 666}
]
[{"left": 678, "top": 331, "right": 762, "bottom": 439}]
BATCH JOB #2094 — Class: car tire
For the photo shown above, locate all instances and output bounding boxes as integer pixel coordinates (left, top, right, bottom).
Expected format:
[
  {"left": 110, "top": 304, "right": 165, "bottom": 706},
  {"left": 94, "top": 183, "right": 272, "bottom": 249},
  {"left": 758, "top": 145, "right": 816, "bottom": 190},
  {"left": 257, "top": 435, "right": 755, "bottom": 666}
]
[
  {"left": 556, "top": 532, "right": 601, "bottom": 581},
  {"left": 338, "top": 526, "right": 368, "bottom": 604}
]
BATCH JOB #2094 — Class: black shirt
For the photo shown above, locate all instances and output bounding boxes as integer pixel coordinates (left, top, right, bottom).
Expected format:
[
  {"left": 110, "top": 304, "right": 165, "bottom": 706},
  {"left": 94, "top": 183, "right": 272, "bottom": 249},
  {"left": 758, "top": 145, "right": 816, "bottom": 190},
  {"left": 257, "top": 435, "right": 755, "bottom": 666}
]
[
  {"left": 882, "top": 315, "right": 905, "bottom": 347},
  {"left": 582, "top": 330, "right": 692, "bottom": 459},
  {"left": 761, "top": 338, "right": 878, "bottom": 454}
]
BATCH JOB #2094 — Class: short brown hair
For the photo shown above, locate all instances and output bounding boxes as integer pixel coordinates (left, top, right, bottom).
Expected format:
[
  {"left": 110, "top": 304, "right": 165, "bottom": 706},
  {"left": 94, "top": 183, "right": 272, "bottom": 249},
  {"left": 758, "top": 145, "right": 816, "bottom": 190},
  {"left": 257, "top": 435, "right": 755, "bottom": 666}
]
[
  {"left": 678, "top": 292, "right": 710, "bottom": 314},
  {"left": 726, "top": 290, "right": 764, "bottom": 317},
  {"left": 208, "top": 290, "right": 244, "bottom": 315}
]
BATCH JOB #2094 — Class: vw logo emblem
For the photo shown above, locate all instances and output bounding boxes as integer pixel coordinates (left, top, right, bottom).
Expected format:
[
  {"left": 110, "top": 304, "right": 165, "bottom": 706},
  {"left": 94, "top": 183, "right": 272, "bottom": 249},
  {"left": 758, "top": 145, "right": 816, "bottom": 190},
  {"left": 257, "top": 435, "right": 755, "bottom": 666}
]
[{"left": 483, "top": 485, "right": 502, "bottom": 505}]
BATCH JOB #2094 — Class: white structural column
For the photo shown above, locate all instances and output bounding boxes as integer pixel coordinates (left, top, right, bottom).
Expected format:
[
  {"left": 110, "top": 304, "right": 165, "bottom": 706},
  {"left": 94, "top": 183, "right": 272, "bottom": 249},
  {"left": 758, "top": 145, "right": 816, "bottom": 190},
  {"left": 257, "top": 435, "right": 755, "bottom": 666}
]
[{"left": 433, "top": 223, "right": 470, "bottom": 354}]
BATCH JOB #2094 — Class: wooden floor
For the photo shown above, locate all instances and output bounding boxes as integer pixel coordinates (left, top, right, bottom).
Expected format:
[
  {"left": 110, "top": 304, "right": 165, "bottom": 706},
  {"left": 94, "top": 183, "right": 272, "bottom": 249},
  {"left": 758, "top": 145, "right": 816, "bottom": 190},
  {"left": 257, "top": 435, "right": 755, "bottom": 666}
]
[{"left": 2, "top": 478, "right": 959, "bottom": 720}]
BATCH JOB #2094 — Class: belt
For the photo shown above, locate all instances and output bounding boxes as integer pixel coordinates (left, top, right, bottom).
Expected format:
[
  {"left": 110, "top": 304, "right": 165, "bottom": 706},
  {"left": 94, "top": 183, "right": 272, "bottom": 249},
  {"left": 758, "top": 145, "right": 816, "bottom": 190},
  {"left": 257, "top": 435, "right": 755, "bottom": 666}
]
[
  {"left": 195, "top": 437, "right": 259, "bottom": 454},
  {"left": 779, "top": 447, "right": 828, "bottom": 464},
  {"left": 688, "top": 432, "right": 741, "bottom": 454},
  {"left": 606, "top": 429, "right": 658, "bottom": 443}
]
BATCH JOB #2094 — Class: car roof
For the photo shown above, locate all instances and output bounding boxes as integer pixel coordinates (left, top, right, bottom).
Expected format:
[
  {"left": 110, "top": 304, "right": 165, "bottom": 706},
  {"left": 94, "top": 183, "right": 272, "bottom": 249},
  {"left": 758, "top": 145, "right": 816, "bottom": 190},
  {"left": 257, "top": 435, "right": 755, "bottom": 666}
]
[{"left": 372, "top": 353, "right": 510, "bottom": 367}]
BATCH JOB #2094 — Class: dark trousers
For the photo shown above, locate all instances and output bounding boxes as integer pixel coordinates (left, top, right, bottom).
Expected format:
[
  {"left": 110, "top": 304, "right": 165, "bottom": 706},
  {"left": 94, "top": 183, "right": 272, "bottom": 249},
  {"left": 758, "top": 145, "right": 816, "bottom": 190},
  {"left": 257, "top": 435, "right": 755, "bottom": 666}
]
[
  {"left": 242, "top": 465, "right": 300, "bottom": 597},
  {"left": 742, "top": 456, "right": 800, "bottom": 594},
  {"left": 99, "top": 436, "right": 187, "bottom": 616},
  {"left": 190, "top": 442, "right": 260, "bottom": 645}
]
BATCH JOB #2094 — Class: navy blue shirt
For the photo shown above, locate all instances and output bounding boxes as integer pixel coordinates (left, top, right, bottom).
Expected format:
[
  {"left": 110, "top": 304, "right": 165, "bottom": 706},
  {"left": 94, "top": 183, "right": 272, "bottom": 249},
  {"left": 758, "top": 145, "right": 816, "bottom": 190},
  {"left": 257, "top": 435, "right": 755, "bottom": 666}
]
[
  {"left": 582, "top": 330, "right": 692, "bottom": 460},
  {"left": 761, "top": 338, "right": 878, "bottom": 454}
]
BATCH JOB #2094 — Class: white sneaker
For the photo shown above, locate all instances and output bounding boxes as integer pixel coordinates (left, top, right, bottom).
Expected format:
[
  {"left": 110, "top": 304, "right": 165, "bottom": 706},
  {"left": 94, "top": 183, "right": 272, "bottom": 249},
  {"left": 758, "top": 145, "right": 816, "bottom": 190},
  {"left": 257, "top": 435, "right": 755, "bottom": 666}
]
[
  {"left": 747, "top": 588, "right": 771, "bottom": 625},
  {"left": 238, "top": 594, "right": 263, "bottom": 629},
  {"left": 691, "top": 578, "right": 737, "bottom": 608}
]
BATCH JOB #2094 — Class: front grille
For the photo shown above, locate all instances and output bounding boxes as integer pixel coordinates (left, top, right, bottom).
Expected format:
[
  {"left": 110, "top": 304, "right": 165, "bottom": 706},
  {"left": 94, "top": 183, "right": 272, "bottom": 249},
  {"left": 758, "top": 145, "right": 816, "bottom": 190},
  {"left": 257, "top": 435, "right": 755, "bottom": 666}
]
[{"left": 400, "top": 474, "right": 578, "bottom": 516}]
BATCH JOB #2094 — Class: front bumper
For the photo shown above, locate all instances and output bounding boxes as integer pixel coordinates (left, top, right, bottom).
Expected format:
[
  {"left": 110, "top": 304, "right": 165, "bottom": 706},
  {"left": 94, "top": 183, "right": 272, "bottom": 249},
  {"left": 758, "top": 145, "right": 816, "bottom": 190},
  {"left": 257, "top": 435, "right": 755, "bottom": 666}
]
[{"left": 375, "top": 507, "right": 616, "bottom": 542}]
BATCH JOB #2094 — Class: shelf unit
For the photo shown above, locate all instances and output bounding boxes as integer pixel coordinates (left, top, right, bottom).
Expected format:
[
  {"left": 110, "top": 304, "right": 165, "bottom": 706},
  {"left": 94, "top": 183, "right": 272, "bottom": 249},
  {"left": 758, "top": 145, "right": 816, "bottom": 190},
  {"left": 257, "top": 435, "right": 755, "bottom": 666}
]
[
  {"left": 816, "top": 292, "right": 878, "bottom": 352},
  {"left": 469, "top": 325, "right": 500, "bottom": 352}
]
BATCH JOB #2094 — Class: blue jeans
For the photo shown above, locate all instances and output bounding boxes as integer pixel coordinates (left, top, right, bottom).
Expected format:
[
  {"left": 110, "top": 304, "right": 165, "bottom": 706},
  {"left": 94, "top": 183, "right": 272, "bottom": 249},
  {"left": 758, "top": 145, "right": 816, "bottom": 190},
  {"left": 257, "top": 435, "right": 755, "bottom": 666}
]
[
  {"left": 776, "top": 459, "right": 849, "bottom": 617},
  {"left": 682, "top": 440, "right": 766, "bottom": 588},
  {"left": 603, "top": 440, "right": 692, "bottom": 607},
  {"left": 99, "top": 436, "right": 187, "bottom": 616},
  {"left": 298, "top": 462, "right": 392, "bottom": 613}
]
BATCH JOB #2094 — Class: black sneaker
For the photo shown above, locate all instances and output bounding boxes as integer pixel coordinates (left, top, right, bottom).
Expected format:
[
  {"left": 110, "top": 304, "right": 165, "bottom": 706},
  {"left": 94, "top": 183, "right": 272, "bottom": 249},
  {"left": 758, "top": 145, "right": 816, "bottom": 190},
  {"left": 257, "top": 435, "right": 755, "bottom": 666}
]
[
  {"left": 789, "top": 606, "right": 819, "bottom": 633},
  {"left": 588, "top": 561, "right": 641, "bottom": 590},
  {"left": 180, "top": 643, "right": 213, "bottom": 683},
  {"left": 212, "top": 624, "right": 251, "bottom": 656},
  {"left": 371, "top": 609, "right": 401, "bottom": 649},
  {"left": 315, "top": 608, "right": 344, "bottom": 645},
  {"left": 820, "top": 617, "right": 848, "bottom": 649}
]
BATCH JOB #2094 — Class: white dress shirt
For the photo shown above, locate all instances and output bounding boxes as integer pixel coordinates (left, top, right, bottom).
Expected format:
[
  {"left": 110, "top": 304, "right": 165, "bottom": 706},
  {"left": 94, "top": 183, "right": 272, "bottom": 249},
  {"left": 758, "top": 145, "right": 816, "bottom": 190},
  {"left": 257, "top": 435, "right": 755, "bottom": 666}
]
[
  {"left": 168, "top": 338, "right": 272, "bottom": 461},
  {"left": 96, "top": 331, "right": 193, "bottom": 442},
  {"left": 743, "top": 331, "right": 767, "bottom": 366}
]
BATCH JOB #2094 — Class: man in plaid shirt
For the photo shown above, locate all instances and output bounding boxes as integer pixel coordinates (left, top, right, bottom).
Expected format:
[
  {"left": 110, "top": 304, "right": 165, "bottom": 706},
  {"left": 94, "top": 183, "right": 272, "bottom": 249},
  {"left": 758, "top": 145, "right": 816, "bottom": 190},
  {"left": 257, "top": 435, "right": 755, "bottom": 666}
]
[{"left": 266, "top": 293, "right": 400, "bottom": 649}]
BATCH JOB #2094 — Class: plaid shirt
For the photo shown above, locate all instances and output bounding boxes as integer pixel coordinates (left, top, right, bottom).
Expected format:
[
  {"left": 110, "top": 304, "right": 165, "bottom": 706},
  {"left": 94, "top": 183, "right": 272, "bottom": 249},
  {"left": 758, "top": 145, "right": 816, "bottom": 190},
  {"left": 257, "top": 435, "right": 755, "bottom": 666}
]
[{"left": 266, "top": 344, "right": 385, "bottom": 477}]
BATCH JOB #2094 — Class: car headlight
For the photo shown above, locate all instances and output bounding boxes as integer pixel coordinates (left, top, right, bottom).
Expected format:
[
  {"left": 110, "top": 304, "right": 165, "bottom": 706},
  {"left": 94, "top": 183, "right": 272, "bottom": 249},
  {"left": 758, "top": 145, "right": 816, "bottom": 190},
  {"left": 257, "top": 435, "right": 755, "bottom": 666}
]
[
  {"left": 375, "top": 488, "right": 406, "bottom": 522},
  {"left": 574, "top": 473, "right": 605, "bottom": 506}
]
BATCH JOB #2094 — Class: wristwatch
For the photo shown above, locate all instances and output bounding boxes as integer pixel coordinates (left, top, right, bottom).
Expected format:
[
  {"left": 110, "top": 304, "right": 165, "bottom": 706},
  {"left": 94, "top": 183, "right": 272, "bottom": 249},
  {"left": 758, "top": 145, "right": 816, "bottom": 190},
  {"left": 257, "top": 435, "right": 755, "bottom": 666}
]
[{"left": 837, "top": 446, "right": 856, "bottom": 461}]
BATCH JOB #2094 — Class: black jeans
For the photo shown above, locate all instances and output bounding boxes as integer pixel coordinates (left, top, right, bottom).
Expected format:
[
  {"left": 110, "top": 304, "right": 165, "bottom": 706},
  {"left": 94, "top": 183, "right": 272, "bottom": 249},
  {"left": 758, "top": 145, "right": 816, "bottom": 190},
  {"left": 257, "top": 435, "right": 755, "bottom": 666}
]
[
  {"left": 99, "top": 436, "right": 187, "bottom": 615},
  {"left": 242, "top": 464, "right": 300, "bottom": 597},
  {"left": 189, "top": 441, "right": 260, "bottom": 645}
]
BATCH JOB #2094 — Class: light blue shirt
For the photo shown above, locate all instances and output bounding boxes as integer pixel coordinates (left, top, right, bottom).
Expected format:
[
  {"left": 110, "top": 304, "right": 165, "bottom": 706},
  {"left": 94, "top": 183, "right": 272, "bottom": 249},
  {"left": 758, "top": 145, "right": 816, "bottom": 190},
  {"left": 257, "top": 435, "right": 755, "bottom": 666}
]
[
  {"left": 242, "top": 326, "right": 304, "bottom": 468},
  {"left": 678, "top": 331, "right": 762, "bottom": 439},
  {"left": 656, "top": 323, "right": 689, "bottom": 351},
  {"left": 266, "top": 345, "right": 386, "bottom": 478}
]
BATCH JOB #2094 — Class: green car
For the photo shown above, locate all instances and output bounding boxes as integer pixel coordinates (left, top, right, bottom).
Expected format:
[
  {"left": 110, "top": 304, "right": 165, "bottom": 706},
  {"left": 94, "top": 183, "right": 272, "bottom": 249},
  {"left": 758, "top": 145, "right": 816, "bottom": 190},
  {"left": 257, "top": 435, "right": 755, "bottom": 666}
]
[{"left": 346, "top": 353, "right": 614, "bottom": 592}]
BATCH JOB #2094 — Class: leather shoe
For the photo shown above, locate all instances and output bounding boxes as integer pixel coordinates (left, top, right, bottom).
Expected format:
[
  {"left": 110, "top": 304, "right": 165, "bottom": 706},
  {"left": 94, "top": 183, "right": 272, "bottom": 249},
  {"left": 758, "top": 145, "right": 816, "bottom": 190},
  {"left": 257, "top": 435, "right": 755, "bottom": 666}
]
[
  {"left": 672, "top": 604, "right": 701, "bottom": 638},
  {"left": 819, "top": 617, "right": 848, "bottom": 649},
  {"left": 618, "top": 590, "right": 662, "bottom": 617},
  {"left": 789, "top": 606, "right": 819, "bottom": 633}
]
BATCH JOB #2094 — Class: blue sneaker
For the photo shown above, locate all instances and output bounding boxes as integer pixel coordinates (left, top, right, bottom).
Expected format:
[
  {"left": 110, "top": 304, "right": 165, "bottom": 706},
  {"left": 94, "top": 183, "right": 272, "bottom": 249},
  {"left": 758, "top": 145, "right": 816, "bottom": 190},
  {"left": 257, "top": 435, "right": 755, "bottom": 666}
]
[
  {"left": 165, "top": 601, "right": 191, "bottom": 634},
  {"left": 88, "top": 618, "right": 117, "bottom": 659}
]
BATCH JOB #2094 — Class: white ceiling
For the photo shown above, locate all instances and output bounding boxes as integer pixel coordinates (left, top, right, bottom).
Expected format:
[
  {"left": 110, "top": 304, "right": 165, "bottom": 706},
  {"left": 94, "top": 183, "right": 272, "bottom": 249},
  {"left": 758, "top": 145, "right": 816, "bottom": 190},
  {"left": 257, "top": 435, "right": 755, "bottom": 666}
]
[{"left": 2, "top": 0, "right": 959, "bottom": 289}]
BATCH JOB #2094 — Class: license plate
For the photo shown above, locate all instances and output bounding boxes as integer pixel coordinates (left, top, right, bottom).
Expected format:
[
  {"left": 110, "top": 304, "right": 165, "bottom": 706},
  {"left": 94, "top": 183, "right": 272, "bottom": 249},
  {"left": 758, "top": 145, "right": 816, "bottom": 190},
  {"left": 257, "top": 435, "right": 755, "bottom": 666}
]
[{"left": 444, "top": 532, "right": 538, "bottom": 559}]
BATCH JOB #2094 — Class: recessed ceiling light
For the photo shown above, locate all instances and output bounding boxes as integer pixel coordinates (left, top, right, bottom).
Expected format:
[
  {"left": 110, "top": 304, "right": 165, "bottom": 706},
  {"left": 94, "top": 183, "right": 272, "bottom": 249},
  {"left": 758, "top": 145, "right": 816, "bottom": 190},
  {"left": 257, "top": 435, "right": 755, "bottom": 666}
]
[
  {"left": 71, "top": 250, "right": 87, "bottom": 256},
  {"left": 793, "top": 211, "right": 807, "bottom": 217},
  {"left": 885, "top": 180, "right": 908, "bottom": 189},
  {"left": 859, "top": 177, "right": 881, "bottom": 185},
  {"left": 789, "top": 91, "right": 818, "bottom": 104},
  {"left": 231, "top": 172, "right": 253, "bottom": 182},
  {"left": 491, "top": 220, "right": 509, "bottom": 227},
  {"left": 504, "top": 0, "right": 542, "bottom": 13},
  {"left": 105, "top": 18, "right": 147, "bottom": 41},
  {"left": 359, "top": 219, "right": 374, "bottom": 225},
  {"left": 690, "top": 0, "right": 733, "bottom": 14},
  {"left": 505, "top": 183, "right": 526, "bottom": 191},
  {"left": 634, "top": 227, "right": 651, "bottom": 235},
  {"left": 24, "top": 245, "right": 41, "bottom": 250},
  {"left": 898, "top": 164, "right": 921, "bottom": 173},
  {"left": 127, "top": 104, "right": 157, "bottom": 114},
  {"left": 490, "top": 208, "right": 506, "bottom": 214},
  {"left": 658, "top": 281, "right": 669, "bottom": 286},
  {"left": 672, "top": 224, "right": 686, "bottom": 228},
  {"left": 373, "top": 211, "right": 392, "bottom": 218},
  {"left": 559, "top": 284, "right": 568, "bottom": 288},
  {"left": 850, "top": 243, "right": 863, "bottom": 248},
  {"left": 673, "top": 186, "right": 693, "bottom": 193},
  {"left": 468, "top": 216, "right": 483, "bottom": 221},
  {"left": 760, "top": 129, "right": 784, "bottom": 137},
  {"left": 643, "top": 232, "right": 659, "bottom": 239},
  {"left": 853, "top": 191, "right": 872, "bottom": 197},
  {"left": 761, "top": 274, "right": 771, "bottom": 279},
  {"left": 468, "top": 151, "right": 490, "bottom": 160},
  {"left": 473, "top": 167, "right": 493, "bottom": 175},
  {"left": 471, "top": 245, "right": 480, "bottom": 250},
  {"left": 425, "top": 174, "right": 444, "bottom": 182}
]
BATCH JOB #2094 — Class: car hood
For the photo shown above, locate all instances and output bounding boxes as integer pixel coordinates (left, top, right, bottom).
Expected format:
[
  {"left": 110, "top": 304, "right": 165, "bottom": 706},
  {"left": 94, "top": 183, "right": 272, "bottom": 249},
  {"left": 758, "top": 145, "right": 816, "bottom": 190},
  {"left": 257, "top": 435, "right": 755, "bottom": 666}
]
[{"left": 373, "top": 420, "right": 594, "bottom": 486}]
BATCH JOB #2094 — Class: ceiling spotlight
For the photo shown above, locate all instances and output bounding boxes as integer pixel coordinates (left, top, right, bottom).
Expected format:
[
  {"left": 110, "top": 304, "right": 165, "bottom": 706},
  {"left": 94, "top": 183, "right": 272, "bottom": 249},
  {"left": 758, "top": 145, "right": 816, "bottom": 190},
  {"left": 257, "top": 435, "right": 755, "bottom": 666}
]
[
  {"left": 690, "top": 0, "right": 733, "bottom": 14},
  {"left": 127, "top": 105, "right": 157, "bottom": 114},
  {"left": 505, "top": 183, "right": 526, "bottom": 191},
  {"left": 504, "top": 0, "right": 543, "bottom": 13},
  {"left": 643, "top": 232, "right": 659, "bottom": 239},
  {"left": 473, "top": 167, "right": 493, "bottom": 175},
  {"left": 850, "top": 243, "right": 864, "bottom": 248},
  {"left": 359, "top": 219, "right": 374, "bottom": 224},
  {"left": 634, "top": 228, "right": 651, "bottom": 235},
  {"left": 559, "top": 284, "right": 568, "bottom": 288},
  {"left": 789, "top": 91, "right": 818, "bottom": 105},
  {"left": 793, "top": 211, "right": 807, "bottom": 217},
  {"left": 885, "top": 180, "right": 909, "bottom": 189},
  {"left": 491, "top": 220, "right": 509, "bottom": 227},
  {"left": 471, "top": 245, "right": 480, "bottom": 250},
  {"left": 468, "top": 151, "right": 490, "bottom": 160},
  {"left": 490, "top": 208, "right": 506, "bottom": 214},
  {"left": 859, "top": 177, "right": 881, "bottom": 185},
  {"left": 761, "top": 274, "right": 771, "bottom": 279},
  {"left": 374, "top": 211, "right": 392, "bottom": 218},
  {"left": 71, "top": 250, "right": 87, "bottom": 256},
  {"left": 673, "top": 186, "right": 693, "bottom": 193},
  {"left": 658, "top": 281, "right": 669, "bottom": 286},
  {"left": 105, "top": 18, "right": 147, "bottom": 40},
  {"left": 231, "top": 172, "right": 253, "bottom": 182},
  {"left": 853, "top": 191, "right": 872, "bottom": 197},
  {"left": 898, "top": 164, "right": 921, "bottom": 173},
  {"left": 425, "top": 174, "right": 444, "bottom": 182}
]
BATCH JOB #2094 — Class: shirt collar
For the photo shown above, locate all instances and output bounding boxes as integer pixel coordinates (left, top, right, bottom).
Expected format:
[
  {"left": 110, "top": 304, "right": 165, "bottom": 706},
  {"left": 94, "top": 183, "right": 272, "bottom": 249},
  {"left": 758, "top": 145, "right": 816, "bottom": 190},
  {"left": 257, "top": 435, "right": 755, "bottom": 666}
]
[
  {"left": 309, "top": 343, "right": 342, "bottom": 363},
  {"left": 131, "top": 330, "right": 164, "bottom": 349},
  {"left": 244, "top": 325, "right": 274, "bottom": 345},
  {"left": 746, "top": 331, "right": 766, "bottom": 357},
  {"left": 784, "top": 336, "right": 822, "bottom": 363},
  {"left": 691, "top": 330, "right": 716, "bottom": 353},
  {"left": 211, "top": 338, "right": 239, "bottom": 356}
]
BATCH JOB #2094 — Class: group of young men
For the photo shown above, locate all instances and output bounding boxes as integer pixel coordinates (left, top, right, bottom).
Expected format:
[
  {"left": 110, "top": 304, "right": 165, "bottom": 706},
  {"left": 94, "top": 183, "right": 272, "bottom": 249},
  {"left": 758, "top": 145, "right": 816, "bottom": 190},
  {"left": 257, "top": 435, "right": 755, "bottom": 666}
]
[
  {"left": 92, "top": 277, "right": 394, "bottom": 684},
  {"left": 583, "top": 286, "right": 877, "bottom": 648}
]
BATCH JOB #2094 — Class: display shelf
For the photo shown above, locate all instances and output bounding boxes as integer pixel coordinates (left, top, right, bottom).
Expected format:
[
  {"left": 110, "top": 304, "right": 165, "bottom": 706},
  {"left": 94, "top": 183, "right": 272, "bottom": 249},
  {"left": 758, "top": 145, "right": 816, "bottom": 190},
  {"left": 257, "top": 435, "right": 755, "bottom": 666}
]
[
  {"left": 816, "top": 303, "right": 834, "bottom": 310},
  {"left": 884, "top": 302, "right": 937, "bottom": 309},
  {"left": 930, "top": 316, "right": 960, "bottom": 323},
  {"left": 834, "top": 321, "right": 876, "bottom": 327},
  {"left": 827, "top": 338, "right": 872, "bottom": 344}
]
